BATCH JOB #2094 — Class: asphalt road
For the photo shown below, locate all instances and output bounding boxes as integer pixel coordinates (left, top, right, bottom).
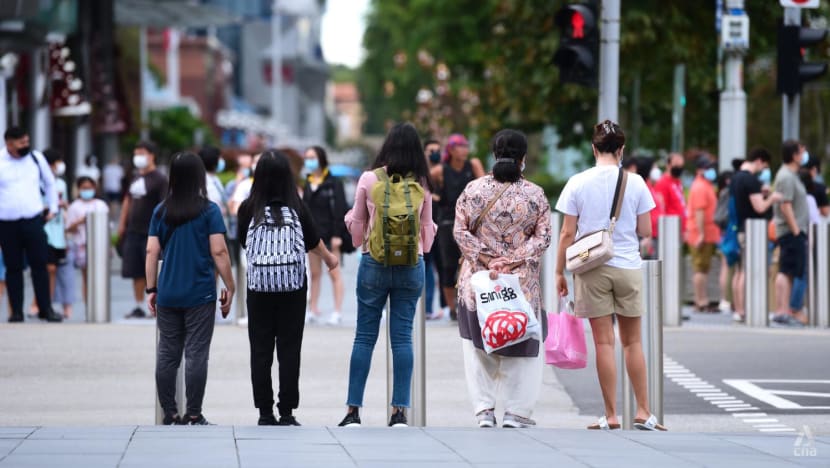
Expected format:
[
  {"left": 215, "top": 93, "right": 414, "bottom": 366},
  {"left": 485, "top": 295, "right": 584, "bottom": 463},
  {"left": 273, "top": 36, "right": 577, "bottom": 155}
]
[{"left": 554, "top": 324, "right": 830, "bottom": 433}]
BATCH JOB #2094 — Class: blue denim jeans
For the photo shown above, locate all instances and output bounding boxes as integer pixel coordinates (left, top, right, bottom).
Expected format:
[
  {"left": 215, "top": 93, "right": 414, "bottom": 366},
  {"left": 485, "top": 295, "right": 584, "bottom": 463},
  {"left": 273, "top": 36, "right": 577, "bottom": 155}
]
[{"left": 347, "top": 254, "right": 424, "bottom": 408}]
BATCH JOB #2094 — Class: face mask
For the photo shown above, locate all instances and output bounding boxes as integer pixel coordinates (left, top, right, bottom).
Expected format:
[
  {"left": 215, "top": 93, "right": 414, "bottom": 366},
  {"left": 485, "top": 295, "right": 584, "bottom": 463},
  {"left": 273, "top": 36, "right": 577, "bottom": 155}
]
[
  {"left": 216, "top": 159, "right": 226, "bottom": 173},
  {"left": 758, "top": 168, "right": 771, "bottom": 185},
  {"left": 17, "top": 145, "right": 31, "bottom": 156},
  {"left": 79, "top": 189, "right": 95, "bottom": 200},
  {"left": 670, "top": 167, "right": 683, "bottom": 178},
  {"left": 304, "top": 159, "right": 319, "bottom": 172},
  {"left": 703, "top": 168, "right": 717, "bottom": 182},
  {"left": 801, "top": 151, "right": 810, "bottom": 167},
  {"left": 242, "top": 168, "right": 251, "bottom": 178},
  {"left": 429, "top": 151, "right": 441, "bottom": 164},
  {"left": 649, "top": 167, "right": 662, "bottom": 182},
  {"left": 133, "top": 154, "right": 148, "bottom": 169},
  {"left": 521, "top": 161, "right": 526, "bottom": 173},
  {"left": 55, "top": 162, "right": 66, "bottom": 176}
]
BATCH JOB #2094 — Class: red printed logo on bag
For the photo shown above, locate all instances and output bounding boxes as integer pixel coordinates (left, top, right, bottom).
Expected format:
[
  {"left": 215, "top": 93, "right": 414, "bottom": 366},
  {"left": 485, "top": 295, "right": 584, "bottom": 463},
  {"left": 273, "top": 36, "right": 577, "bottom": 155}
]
[{"left": 482, "top": 310, "right": 528, "bottom": 349}]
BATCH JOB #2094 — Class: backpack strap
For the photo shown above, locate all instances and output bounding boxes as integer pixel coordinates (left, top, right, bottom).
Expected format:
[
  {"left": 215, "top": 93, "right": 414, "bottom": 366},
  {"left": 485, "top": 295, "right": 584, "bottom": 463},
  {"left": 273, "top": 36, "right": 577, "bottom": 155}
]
[
  {"left": 402, "top": 174, "right": 417, "bottom": 265},
  {"left": 608, "top": 169, "right": 627, "bottom": 233},
  {"left": 374, "top": 169, "right": 393, "bottom": 265}
]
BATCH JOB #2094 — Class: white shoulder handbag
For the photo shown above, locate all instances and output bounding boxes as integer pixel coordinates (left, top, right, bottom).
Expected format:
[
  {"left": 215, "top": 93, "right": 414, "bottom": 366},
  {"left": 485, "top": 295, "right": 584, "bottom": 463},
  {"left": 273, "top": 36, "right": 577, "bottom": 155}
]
[{"left": 565, "top": 169, "right": 628, "bottom": 275}]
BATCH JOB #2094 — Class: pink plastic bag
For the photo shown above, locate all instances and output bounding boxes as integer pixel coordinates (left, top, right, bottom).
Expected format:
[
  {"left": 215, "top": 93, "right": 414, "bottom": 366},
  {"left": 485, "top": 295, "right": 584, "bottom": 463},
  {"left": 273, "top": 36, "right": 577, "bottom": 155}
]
[{"left": 545, "top": 299, "right": 588, "bottom": 369}]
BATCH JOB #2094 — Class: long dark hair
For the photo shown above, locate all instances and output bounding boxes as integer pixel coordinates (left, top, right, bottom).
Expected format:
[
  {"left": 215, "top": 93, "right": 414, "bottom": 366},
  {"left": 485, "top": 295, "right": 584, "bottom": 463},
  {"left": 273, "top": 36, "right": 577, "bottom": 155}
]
[
  {"left": 160, "top": 152, "right": 207, "bottom": 227},
  {"left": 247, "top": 149, "right": 303, "bottom": 225},
  {"left": 491, "top": 129, "right": 526, "bottom": 183},
  {"left": 373, "top": 122, "right": 432, "bottom": 191},
  {"left": 309, "top": 145, "right": 329, "bottom": 170}
]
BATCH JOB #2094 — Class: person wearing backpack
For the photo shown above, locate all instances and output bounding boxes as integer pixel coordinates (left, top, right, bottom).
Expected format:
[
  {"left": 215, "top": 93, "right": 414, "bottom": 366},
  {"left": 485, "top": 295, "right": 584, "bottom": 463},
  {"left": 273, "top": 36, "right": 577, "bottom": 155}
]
[
  {"left": 339, "top": 122, "right": 436, "bottom": 427},
  {"left": 237, "top": 150, "right": 339, "bottom": 426},
  {"left": 145, "top": 152, "right": 235, "bottom": 426}
]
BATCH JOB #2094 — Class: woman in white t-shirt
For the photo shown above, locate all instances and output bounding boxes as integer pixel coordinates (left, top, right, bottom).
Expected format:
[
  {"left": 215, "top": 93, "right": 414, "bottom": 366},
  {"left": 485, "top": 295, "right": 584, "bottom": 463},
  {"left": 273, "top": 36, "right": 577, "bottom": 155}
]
[
  {"left": 554, "top": 120, "right": 666, "bottom": 431},
  {"left": 66, "top": 176, "right": 109, "bottom": 303}
]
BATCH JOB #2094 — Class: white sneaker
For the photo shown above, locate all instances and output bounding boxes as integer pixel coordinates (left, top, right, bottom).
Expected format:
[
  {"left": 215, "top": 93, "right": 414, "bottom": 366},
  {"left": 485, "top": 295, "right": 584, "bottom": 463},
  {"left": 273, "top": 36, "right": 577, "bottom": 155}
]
[
  {"left": 476, "top": 409, "right": 496, "bottom": 428},
  {"left": 718, "top": 300, "right": 731, "bottom": 312},
  {"left": 305, "top": 313, "right": 320, "bottom": 325},
  {"left": 326, "top": 312, "right": 342, "bottom": 326},
  {"left": 502, "top": 413, "right": 536, "bottom": 428}
]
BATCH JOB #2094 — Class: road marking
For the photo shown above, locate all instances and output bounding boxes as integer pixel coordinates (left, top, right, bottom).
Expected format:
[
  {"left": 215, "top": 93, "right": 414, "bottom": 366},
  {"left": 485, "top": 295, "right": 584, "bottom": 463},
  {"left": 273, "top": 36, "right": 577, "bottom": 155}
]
[
  {"left": 723, "top": 379, "right": 830, "bottom": 410},
  {"left": 664, "top": 357, "right": 794, "bottom": 433}
]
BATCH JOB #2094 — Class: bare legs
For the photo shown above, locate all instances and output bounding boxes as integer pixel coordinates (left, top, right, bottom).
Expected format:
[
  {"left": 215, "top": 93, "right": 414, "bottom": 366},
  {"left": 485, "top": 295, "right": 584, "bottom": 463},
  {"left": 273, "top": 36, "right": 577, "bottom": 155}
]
[
  {"left": 589, "top": 315, "right": 651, "bottom": 425},
  {"left": 308, "top": 246, "right": 344, "bottom": 317},
  {"left": 692, "top": 272, "right": 709, "bottom": 308}
]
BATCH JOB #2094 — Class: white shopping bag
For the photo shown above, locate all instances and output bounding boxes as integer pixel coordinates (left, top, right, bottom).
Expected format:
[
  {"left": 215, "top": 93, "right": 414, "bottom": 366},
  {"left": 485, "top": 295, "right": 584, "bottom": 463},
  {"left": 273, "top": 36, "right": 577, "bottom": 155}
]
[{"left": 470, "top": 271, "right": 541, "bottom": 354}]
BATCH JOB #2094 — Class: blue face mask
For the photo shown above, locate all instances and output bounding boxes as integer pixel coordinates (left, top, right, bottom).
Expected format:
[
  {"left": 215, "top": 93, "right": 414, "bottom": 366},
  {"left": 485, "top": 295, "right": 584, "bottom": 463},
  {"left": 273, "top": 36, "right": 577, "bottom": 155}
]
[
  {"left": 703, "top": 168, "right": 717, "bottom": 182},
  {"left": 242, "top": 168, "right": 251, "bottom": 178},
  {"left": 216, "top": 159, "right": 226, "bottom": 173},
  {"left": 801, "top": 151, "right": 810, "bottom": 167},
  {"left": 758, "top": 168, "right": 771, "bottom": 185},
  {"left": 79, "top": 189, "right": 96, "bottom": 200},
  {"left": 304, "top": 159, "right": 319, "bottom": 172}
]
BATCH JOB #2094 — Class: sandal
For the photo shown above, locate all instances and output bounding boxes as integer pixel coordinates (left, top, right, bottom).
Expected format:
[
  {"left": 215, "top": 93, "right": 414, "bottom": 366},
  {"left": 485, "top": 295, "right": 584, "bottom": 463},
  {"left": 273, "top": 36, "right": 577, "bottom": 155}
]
[
  {"left": 633, "top": 414, "right": 667, "bottom": 431},
  {"left": 587, "top": 416, "right": 620, "bottom": 430}
]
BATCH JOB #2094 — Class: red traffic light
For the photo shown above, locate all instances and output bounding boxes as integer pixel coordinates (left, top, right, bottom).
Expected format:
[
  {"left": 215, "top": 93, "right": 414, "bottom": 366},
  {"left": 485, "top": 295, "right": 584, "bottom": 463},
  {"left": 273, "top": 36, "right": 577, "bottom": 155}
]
[{"left": 554, "top": 4, "right": 596, "bottom": 39}]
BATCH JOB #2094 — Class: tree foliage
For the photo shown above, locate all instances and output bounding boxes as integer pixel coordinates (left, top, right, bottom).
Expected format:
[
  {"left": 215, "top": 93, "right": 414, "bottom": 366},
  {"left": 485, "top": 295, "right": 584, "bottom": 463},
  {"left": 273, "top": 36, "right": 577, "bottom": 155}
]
[{"left": 358, "top": 0, "right": 830, "bottom": 167}]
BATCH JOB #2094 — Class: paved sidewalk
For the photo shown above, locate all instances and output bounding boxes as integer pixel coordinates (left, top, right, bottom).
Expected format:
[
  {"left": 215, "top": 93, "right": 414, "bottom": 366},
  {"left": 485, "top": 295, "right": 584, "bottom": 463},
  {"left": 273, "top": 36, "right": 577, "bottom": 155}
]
[{"left": 0, "top": 426, "right": 827, "bottom": 468}]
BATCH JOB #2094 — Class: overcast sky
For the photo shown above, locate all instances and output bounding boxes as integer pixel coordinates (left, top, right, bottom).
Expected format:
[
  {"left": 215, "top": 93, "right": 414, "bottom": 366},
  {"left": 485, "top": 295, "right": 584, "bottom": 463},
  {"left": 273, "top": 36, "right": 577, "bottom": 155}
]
[{"left": 320, "top": 0, "right": 369, "bottom": 68}]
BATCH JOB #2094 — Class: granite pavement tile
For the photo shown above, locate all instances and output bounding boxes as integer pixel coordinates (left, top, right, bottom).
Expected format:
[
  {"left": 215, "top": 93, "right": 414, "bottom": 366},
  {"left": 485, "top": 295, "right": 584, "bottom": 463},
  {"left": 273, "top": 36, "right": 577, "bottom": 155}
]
[
  {"left": 0, "top": 453, "right": 122, "bottom": 468},
  {"left": 10, "top": 439, "right": 128, "bottom": 455}
]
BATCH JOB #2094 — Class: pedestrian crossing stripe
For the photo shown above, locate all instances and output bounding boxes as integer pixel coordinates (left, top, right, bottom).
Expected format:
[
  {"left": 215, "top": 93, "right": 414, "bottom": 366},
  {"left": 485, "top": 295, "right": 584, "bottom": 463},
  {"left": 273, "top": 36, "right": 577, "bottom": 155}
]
[{"left": 723, "top": 379, "right": 830, "bottom": 410}]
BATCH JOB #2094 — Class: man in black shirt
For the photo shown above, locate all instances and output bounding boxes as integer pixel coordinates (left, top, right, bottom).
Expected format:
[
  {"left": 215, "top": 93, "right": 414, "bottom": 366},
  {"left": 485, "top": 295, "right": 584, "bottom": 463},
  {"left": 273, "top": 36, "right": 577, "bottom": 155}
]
[
  {"left": 729, "top": 148, "right": 781, "bottom": 322},
  {"left": 118, "top": 141, "right": 168, "bottom": 319},
  {"left": 805, "top": 158, "right": 829, "bottom": 218}
]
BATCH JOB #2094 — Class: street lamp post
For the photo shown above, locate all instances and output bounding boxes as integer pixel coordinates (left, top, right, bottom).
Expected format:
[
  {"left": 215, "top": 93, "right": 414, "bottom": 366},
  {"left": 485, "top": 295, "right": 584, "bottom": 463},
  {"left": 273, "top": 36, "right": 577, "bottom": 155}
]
[{"left": 271, "top": 0, "right": 282, "bottom": 135}]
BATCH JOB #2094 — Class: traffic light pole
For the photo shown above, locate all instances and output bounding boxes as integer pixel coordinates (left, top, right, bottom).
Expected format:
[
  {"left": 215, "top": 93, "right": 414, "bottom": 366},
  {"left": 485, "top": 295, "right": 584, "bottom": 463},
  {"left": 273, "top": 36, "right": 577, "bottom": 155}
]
[
  {"left": 598, "top": 0, "right": 620, "bottom": 122},
  {"left": 717, "top": 0, "right": 747, "bottom": 172},
  {"left": 782, "top": 7, "right": 800, "bottom": 141}
]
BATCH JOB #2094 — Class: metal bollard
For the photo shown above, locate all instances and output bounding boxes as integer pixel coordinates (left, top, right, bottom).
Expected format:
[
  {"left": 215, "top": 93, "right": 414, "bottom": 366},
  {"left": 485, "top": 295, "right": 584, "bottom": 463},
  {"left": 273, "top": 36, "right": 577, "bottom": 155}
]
[
  {"left": 235, "top": 247, "right": 247, "bottom": 325},
  {"left": 658, "top": 216, "right": 682, "bottom": 327},
  {"left": 543, "top": 212, "right": 562, "bottom": 314},
  {"left": 812, "top": 221, "right": 830, "bottom": 328},
  {"left": 745, "top": 219, "right": 768, "bottom": 327},
  {"left": 153, "top": 260, "right": 186, "bottom": 424},
  {"left": 85, "top": 209, "right": 110, "bottom": 323},
  {"left": 386, "top": 291, "right": 427, "bottom": 426},
  {"left": 623, "top": 260, "right": 663, "bottom": 429}
]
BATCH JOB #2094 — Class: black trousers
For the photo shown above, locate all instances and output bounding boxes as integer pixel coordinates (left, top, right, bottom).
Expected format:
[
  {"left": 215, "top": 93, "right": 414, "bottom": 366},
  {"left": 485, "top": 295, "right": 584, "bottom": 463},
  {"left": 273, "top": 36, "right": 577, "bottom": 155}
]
[
  {"left": 0, "top": 215, "right": 54, "bottom": 318},
  {"left": 247, "top": 286, "right": 307, "bottom": 416},
  {"left": 156, "top": 302, "right": 216, "bottom": 416}
]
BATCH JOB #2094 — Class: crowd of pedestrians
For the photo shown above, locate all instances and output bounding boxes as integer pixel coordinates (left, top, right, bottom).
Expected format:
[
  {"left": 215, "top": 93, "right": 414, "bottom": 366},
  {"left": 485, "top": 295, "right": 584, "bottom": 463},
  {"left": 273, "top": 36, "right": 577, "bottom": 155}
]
[{"left": 3, "top": 116, "right": 828, "bottom": 431}]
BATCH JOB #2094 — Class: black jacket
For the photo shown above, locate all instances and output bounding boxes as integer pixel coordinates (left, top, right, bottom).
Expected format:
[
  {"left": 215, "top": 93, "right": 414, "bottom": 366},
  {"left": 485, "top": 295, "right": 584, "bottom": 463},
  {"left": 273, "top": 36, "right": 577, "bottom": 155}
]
[{"left": 302, "top": 172, "right": 347, "bottom": 242}]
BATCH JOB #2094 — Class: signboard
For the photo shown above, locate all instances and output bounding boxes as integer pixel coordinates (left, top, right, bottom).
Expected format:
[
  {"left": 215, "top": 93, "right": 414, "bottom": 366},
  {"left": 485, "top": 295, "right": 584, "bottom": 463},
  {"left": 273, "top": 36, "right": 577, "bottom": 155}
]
[
  {"left": 780, "top": 0, "right": 820, "bottom": 8},
  {"left": 722, "top": 14, "right": 750, "bottom": 50}
]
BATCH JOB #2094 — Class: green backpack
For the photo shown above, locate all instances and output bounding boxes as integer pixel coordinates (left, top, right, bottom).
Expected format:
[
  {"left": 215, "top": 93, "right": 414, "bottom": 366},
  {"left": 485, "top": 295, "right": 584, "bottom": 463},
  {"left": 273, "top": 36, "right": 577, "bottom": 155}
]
[{"left": 368, "top": 168, "right": 424, "bottom": 266}]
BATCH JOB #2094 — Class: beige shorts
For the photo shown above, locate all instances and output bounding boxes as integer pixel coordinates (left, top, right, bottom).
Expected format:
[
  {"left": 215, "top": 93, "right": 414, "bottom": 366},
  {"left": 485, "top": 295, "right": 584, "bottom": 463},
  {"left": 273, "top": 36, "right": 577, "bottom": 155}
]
[{"left": 574, "top": 265, "right": 643, "bottom": 319}]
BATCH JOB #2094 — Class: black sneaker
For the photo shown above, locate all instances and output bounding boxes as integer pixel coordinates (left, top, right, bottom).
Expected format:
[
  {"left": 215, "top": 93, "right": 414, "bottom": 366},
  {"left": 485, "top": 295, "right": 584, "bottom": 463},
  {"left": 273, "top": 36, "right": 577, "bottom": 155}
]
[
  {"left": 8, "top": 314, "right": 24, "bottom": 323},
  {"left": 162, "top": 413, "right": 181, "bottom": 425},
  {"left": 258, "top": 414, "right": 278, "bottom": 426},
  {"left": 126, "top": 307, "right": 147, "bottom": 319},
  {"left": 337, "top": 409, "right": 361, "bottom": 427},
  {"left": 38, "top": 312, "right": 63, "bottom": 322},
  {"left": 183, "top": 414, "right": 213, "bottom": 425},
  {"left": 389, "top": 409, "right": 408, "bottom": 427},
  {"left": 278, "top": 415, "right": 301, "bottom": 426}
]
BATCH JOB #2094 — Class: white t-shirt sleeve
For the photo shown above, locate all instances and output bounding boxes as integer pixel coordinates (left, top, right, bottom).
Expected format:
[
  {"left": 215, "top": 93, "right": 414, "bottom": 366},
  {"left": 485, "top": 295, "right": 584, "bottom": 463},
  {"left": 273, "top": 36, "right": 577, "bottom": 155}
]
[
  {"left": 635, "top": 178, "right": 656, "bottom": 215},
  {"left": 555, "top": 177, "right": 579, "bottom": 216}
]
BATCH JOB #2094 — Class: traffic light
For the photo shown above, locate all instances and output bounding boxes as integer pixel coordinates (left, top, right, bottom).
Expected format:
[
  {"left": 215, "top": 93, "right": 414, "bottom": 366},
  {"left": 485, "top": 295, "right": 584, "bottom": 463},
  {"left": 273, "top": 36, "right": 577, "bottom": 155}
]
[
  {"left": 777, "top": 22, "right": 828, "bottom": 96},
  {"left": 553, "top": 2, "right": 599, "bottom": 87}
]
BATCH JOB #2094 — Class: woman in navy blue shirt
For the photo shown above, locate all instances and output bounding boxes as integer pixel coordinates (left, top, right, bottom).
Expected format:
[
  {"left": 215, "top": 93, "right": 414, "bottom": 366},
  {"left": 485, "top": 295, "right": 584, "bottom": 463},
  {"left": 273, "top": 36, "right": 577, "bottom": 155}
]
[{"left": 145, "top": 152, "right": 235, "bottom": 425}]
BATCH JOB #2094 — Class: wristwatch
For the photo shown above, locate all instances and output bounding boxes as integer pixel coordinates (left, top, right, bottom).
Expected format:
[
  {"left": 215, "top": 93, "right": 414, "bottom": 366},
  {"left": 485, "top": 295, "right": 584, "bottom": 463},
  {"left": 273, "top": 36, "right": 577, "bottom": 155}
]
[{"left": 145, "top": 287, "right": 158, "bottom": 294}]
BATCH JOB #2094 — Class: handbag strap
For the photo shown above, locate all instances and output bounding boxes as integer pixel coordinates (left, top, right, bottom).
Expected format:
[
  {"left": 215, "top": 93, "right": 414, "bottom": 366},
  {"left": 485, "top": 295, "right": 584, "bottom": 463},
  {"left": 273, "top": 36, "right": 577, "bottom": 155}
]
[
  {"left": 608, "top": 169, "right": 627, "bottom": 232},
  {"left": 471, "top": 182, "right": 511, "bottom": 235}
]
